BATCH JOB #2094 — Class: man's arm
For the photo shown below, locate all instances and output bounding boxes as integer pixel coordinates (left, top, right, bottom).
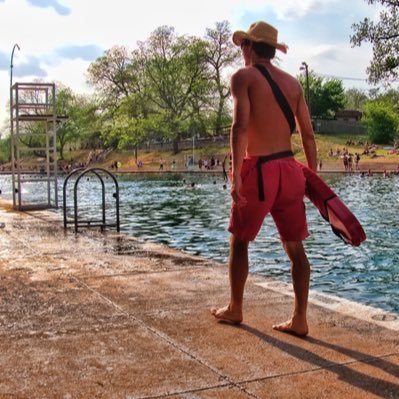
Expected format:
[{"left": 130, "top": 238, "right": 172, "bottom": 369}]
[
  {"left": 230, "top": 69, "right": 250, "bottom": 205},
  {"left": 295, "top": 90, "right": 317, "bottom": 172}
]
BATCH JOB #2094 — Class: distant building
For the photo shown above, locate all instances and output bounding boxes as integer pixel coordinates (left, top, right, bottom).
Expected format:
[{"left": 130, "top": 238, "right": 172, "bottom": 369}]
[{"left": 334, "top": 110, "right": 363, "bottom": 122}]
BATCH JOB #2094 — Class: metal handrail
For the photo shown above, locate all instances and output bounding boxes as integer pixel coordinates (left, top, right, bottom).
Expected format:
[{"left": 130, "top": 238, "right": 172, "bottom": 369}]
[{"left": 63, "top": 167, "right": 120, "bottom": 233}]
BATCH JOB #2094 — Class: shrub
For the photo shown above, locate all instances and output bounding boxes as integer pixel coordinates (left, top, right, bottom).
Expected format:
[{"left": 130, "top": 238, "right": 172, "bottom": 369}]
[{"left": 363, "top": 101, "right": 399, "bottom": 144}]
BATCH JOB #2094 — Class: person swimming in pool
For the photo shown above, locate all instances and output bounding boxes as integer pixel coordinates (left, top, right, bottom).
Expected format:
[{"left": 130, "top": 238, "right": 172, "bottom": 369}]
[{"left": 211, "top": 21, "right": 317, "bottom": 336}]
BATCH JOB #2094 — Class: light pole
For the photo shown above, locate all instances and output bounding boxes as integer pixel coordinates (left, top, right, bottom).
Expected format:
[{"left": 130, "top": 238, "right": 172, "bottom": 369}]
[
  {"left": 10, "top": 43, "right": 20, "bottom": 133},
  {"left": 10, "top": 43, "right": 20, "bottom": 90},
  {"left": 300, "top": 61, "right": 311, "bottom": 117}
]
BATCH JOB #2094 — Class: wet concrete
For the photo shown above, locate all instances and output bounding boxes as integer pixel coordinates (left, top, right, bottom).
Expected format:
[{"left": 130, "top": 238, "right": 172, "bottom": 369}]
[{"left": 0, "top": 200, "right": 398, "bottom": 398}]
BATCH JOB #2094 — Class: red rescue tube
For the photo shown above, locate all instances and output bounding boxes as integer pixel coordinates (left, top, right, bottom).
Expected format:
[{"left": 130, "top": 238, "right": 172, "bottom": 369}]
[{"left": 297, "top": 161, "right": 366, "bottom": 246}]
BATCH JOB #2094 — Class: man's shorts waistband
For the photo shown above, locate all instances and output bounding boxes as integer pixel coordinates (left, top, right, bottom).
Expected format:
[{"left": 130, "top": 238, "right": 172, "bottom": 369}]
[{"left": 255, "top": 150, "right": 294, "bottom": 201}]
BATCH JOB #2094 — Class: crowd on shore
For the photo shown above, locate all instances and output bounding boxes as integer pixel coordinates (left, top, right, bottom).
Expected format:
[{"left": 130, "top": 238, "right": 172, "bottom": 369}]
[{"left": 1, "top": 145, "right": 399, "bottom": 176}]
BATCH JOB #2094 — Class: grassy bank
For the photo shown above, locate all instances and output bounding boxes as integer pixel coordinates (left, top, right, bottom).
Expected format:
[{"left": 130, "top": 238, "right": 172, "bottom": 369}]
[
  {"left": 86, "top": 132, "right": 399, "bottom": 172},
  {"left": 3, "top": 132, "right": 399, "bottom": 173}
]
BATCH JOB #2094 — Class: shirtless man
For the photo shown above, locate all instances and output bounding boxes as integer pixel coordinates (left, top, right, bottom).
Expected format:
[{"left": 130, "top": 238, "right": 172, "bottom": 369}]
[{"left": 211, "top": 21, "right": 317, "bottom": 336}]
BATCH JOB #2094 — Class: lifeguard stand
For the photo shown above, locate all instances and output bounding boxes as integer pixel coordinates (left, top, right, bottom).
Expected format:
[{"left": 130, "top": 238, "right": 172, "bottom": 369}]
[{"left": 10, "top": 82, "right": 65, "bottom": 210}]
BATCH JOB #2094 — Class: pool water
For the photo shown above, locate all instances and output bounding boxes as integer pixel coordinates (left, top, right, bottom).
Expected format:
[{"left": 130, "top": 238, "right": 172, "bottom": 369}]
[{"left": 1, "top": 171, "right": 398, "bottom": 314}]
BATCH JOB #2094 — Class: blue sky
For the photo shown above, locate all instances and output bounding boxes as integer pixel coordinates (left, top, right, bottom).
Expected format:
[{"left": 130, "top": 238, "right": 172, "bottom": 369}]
[{"left": 0, "top": 0, "right": 383, "bottom": 132}]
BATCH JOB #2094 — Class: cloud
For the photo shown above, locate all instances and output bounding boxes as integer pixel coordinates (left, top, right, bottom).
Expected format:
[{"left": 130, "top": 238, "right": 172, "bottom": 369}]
[
  {"left": 12, "top": 56, "right": 47, "bottom": 78},
  {"left": 26, "top": 0, "right": 71, "bottom": 16},
  {"left": 54, "top": 44, "right": 104, "bottom": 61},
  {"left": 0, "top": 52, "right": 8, "bottom": 70}
]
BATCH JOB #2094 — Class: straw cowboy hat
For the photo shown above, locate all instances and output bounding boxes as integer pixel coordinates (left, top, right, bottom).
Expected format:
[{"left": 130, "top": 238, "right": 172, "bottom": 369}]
[{"left": 232, "top": 21, "right": 288, "bottom": 53}]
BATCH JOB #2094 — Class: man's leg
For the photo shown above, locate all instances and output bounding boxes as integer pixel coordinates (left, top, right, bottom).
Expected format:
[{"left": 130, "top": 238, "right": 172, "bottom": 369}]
[
  {"left": 211, "top": 234, "right": 249, "bottom": 323},
  {"left": 273, "top": 241, "right": 310, "bottom": 336}
]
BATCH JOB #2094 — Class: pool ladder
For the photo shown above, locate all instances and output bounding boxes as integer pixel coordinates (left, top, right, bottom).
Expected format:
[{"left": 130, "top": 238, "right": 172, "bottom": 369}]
[{"left": 63, "top": 167, "right": 120, "bottom": 233}]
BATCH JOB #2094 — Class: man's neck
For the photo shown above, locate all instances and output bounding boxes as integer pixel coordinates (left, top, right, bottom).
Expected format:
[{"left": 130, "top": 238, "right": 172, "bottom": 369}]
[{"left": 251, "top": 55, "right": 272, "bottom": 66}]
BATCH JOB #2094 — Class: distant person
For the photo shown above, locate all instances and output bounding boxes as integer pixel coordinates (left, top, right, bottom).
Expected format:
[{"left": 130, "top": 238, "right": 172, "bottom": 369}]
[
  {"left": 210, "top": 156, "right": 216, "bottom": 169},
  {"left": 211, "top": 21, "right": 317, "bottom": 336},
  {"left": 354, "top": 153, "right": 360, "bottom": 171},
  {"left": 222, "top": 154, "right": 230, "bottom": 181},
  {"left": 343, "top": 154, "right": 348, "bottom": 171},
  {"left": 348, "top": 154, "right": 353, "bottom": 172}
]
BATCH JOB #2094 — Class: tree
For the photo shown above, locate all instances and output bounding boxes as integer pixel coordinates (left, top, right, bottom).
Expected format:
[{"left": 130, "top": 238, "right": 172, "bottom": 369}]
[
  {"left": 54, "top": 86, "right": 81, "bottom": 159},
  {"left": 66, "top": 94, "right": 101, "bottom": 151},
  {"left": 298, "top": 72, "right": 346, "bottom": 118},
  {"left": 344, "top": 88, "right": 369, "bottom": 110},
  {"left": 363, "top": 100, "right": 399, "bottom": 144},
  {"left": 204, "top": 21, "right": 240, "bottom": 133},
  {"left": 350, "top": 0, "right": 399, "bottom": 83},
  {"left": 375, "top": 88, "right": 399, "bottom": 113},
  {"left": 0, "top": 137, "right": 11, "bottom": 163},
  {"left": 138, "top": 26, "right": 211, "bottom": 153},
  {"left": 87, "top": 46, "right": 153, "bottom": 154},
  {"left": 87, "top": 46, "right": 135, "bottom": 103}
]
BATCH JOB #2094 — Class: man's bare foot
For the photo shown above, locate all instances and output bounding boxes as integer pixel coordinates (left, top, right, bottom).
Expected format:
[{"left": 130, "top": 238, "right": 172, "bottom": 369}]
[
  {"left": 210, "top": 305, "right": 243, "bottom": 324},
  {"left": 272, "top": 317, "right": 309, "bottom": 337}
]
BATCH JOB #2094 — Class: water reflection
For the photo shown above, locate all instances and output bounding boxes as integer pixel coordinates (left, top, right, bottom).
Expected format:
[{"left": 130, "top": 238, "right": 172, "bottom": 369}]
[{"left": 0, "top": 171, "right": 397, "bottom": 314}]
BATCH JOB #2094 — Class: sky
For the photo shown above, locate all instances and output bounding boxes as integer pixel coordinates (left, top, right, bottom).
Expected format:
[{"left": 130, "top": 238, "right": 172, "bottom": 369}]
[{"left": 0, "top": 0, "right": 383, "bottom": 134}]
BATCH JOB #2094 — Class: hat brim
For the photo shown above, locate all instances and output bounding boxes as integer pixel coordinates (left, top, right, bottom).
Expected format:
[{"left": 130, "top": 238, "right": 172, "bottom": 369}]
[{"left": 232, "top": 30, "right": 288, "bottom": 54}]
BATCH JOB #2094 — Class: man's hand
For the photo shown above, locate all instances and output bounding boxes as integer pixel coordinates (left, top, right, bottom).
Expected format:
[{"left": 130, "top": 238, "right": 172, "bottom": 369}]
[{"left": 230, "top": 175, "right": 247, "bottom": 207}]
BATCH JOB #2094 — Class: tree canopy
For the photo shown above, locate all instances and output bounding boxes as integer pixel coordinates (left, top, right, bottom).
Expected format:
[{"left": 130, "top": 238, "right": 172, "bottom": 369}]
[
  {"left": 86, "top": 21, "right": 239, "bottom": 153},
  {"left": 351, "top": 0, "right": 399, "bottom": 83},
  {"left": 363, "top": 100, "right": 399, "bottom": 143},
  {"left": 298, "top": 72, "right": 346, "bottom": 118},
  {"left": 344, "top": 88, "right": 369, "bottom": 110}
]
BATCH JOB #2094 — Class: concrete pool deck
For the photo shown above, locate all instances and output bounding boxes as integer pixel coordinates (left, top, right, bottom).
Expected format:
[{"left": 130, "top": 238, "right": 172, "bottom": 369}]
[{"left": 0, "top": 201, "right": 398, "bottom": 398}]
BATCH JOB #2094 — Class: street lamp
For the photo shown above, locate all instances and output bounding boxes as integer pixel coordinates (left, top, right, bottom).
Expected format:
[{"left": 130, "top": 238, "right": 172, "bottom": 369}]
[
  {"left": 300, "top": 61, "right": 311, "bottom": 116},
  {"left": 10, "top": 43, "right": 20, "bottom": 90}
]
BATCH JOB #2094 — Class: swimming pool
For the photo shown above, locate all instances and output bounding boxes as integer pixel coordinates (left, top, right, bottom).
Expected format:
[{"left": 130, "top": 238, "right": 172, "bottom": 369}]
[{"left": 1, "top": 171, "right": 398, "bottom": 314}]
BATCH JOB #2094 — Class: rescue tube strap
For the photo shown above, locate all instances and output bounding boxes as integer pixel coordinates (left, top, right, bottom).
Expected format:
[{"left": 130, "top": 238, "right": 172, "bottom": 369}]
[
  {"left": 256, "top": 150, "right": 294, "bottom": 201},
  {"left": 253, "top": 64, "right": 296, "bottom": 134}
]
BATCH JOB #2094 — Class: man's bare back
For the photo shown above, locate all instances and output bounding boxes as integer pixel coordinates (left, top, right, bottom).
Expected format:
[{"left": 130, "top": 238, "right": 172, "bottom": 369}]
[{"left": 230, "top": 59, "right": 316, "bottom": 167}]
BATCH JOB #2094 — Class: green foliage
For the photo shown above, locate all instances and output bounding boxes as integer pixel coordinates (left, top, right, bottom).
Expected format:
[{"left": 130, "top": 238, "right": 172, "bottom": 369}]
[
  {"left": 344, "top": 88, "right": 369, "bottom": 110},
  {"left": 0, "top": 137, "right": 10, "bottom": 163},
  {"left": 204, "top": 21, "right": 240, "bottom": 132},
  {"left": 84, "top": 22, "right": 238, "bottom": 152},
  {"left": 375, "top": 89, "right": 399, "bottom": 113},
  {"left": 299, "top": 72, "right": 346, "bottom": 118},
  {"left": 351, "top": 1, "right": 399, "bottom": 83},
  {"left": 362, "top": 101, "right": 399, "bottom": 144}
]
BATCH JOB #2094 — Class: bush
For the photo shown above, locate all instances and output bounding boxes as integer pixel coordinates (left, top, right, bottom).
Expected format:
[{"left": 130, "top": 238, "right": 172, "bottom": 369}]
[
  {"left": 363, "top": 101, "right": 399, "bottom": 144},
  {"left": 0, "top": 138, "right": 10, "bottom": 163}
]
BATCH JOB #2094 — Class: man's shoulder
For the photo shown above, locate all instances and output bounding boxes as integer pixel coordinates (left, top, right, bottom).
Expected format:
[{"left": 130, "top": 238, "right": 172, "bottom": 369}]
[
  {"left": 273, "top": 65, "right": 300, "bottom": 84},
  {"left": 231, "top": 66, "right": 255, "bottom": 86},
  {"left": 233, "top": 66, "right": 253, "bottom": 77},
  {"left": 271, "top": 66, "right": 302, "bottom": 94}
]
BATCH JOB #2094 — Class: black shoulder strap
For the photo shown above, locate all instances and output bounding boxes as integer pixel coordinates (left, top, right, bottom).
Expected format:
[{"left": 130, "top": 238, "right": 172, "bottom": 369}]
[{"left": 253, "top": 64, "right": 296, "bottom": 134}]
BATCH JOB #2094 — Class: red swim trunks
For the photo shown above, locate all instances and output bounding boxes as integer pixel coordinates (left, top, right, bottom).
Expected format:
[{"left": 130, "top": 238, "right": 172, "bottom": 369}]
[{"left": 228, "top": 155, "right": 308, "bottom": 242}]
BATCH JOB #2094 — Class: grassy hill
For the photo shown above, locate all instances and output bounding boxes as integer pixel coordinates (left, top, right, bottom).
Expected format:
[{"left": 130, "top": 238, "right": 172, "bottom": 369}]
[{"left": 2, "top": 132, "right": 398, "bottom": 173}]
